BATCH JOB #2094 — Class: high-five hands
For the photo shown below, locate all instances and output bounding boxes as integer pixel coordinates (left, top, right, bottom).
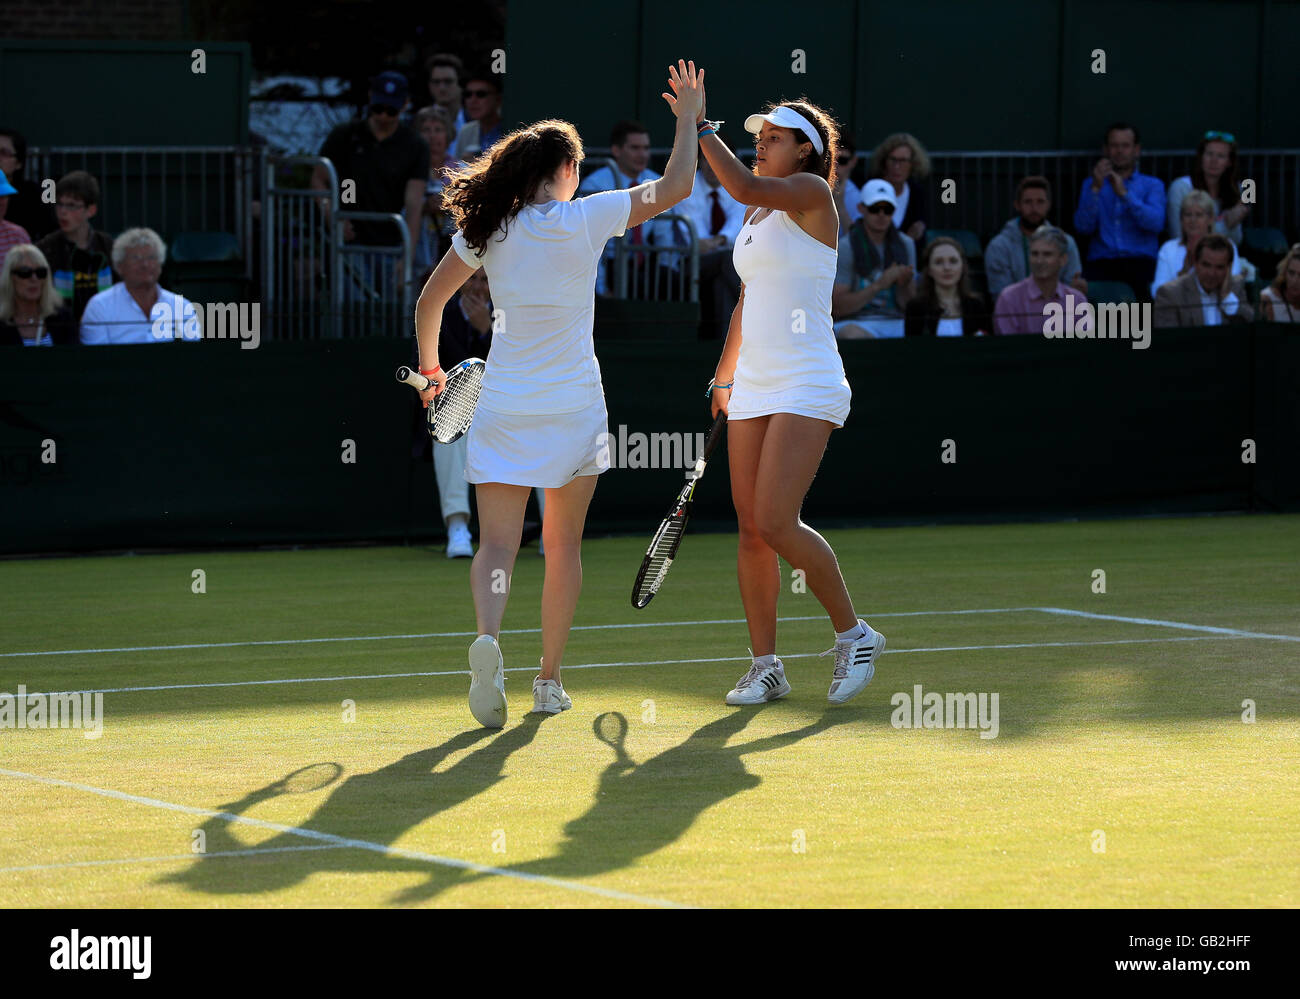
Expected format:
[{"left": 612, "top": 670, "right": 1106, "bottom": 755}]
[{"left": 662, "top": 59, "right": 705, "bottom": 121}]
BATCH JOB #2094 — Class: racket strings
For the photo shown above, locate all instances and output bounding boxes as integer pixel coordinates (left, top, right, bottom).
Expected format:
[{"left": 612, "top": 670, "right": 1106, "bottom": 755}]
[{"left": 430, "top": 364, "right": 485, "bottom": 441}]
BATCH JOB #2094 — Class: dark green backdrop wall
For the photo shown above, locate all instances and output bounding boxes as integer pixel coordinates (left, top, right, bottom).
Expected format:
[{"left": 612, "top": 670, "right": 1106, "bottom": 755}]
[
  {"left": 506, "top": 0, "right": 1299, "bottom": 150},
  {"left": 2, "top": 327, "right": 1296, "bottom": 556}
]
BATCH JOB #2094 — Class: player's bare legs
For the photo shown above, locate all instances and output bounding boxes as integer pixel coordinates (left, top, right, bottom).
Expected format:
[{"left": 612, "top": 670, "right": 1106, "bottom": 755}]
[
  {"left": 538, "top": 474, "right": 599, "bottom": 684},
  {"left": 750, "top": 413, "right": 857, "bottom": 633},
  {"left": 727, "top": 416, "right": 781, "bottom": 657},
  {"left": 470, "top": 482, "right": 531, "bottom": 637}
]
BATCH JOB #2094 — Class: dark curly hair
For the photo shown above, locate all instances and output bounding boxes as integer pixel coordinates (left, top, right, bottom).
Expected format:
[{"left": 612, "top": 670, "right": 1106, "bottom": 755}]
[
  {"left": 753, "top": 98, "right": 841, "bottom": 190},
  {"left": 442, "top": 119, "right": 585, "bottom": 256}
]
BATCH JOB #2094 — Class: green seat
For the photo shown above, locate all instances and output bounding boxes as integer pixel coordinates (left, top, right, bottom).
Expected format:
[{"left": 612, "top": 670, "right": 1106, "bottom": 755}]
[
  {"left": 1242, "top": 227, "right": 1289, "bottom": 256},
  {"left": 925, "top": 228, "right": 984, "bottom": 264},
  {"left": 1086, "top": 280, "right": 1137, "bottom": 305},
  {"left": 170, "top": 231, "right": 242, "bottom": 263}
]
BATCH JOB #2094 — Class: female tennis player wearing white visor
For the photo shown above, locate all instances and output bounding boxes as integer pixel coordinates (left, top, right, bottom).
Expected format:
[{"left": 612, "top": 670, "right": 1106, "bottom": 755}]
[
  {"left": 696, "top": 97, "right": 886, "bottom": 706},
  {"left": 414, "top": 60, "right": 705, "bottom": 727}
]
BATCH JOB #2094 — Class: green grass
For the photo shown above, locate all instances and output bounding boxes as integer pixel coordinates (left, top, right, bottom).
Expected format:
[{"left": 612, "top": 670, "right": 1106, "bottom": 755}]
[{"left": 1, "top": 514, "right": 1297, "bottom": 908}]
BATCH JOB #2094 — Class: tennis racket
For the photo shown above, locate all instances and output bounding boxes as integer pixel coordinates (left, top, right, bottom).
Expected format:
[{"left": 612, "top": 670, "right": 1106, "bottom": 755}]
[
  {"left": 396, "top": 357, "right": 486, "bottom": 444},
  {"left": 631, "top": 411, "right": 728, "bottom": 609}
]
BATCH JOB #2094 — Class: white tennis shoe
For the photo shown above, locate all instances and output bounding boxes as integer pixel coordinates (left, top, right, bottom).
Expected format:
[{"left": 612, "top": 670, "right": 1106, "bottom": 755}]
[
  {"left": 725, "top": 658, "right": 791, "bottom": 705},
  {"left": 824, "top": 620, "right": 885, "bottom": 704},
  {"left": 468, "top": 635, "right": 507, "bottom": 728},
  {"left": 446, "top": 523, "right": 474, "bottom": 559},
  {"left": 531, "top": 674, "right": 572, "bottom": 714}
]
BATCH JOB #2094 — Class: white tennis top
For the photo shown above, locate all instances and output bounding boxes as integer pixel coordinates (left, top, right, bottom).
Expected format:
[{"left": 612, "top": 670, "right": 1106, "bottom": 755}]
[
  {"left": 451, "top": 188, "right": 631, "bottom": 414},
  {"left": 731, "top": 208, "right": 848, "bottom": 398}
]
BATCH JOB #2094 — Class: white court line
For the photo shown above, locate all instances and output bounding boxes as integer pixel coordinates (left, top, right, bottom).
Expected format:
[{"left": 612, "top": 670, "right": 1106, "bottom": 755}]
[
  {"left": 0, "top": 767, "right": 688, "bottom": 909},
  {"left": 0, "top": 608, "right": 1036, "bottom": 659},
  {"left": 0, "top": 843, "right": 348, "bottom": 875},
  {"left": 1035, "top": 607, "right": 1300, "bottom": 643},
  {"left": 19, "top": 634, "right": 1245, "bottom": 698}
]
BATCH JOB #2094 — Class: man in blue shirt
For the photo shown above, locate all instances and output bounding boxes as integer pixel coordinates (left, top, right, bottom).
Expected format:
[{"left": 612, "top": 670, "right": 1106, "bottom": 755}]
[{"left": 1073, "top": 122, "right": 1166, "bottom": 301}]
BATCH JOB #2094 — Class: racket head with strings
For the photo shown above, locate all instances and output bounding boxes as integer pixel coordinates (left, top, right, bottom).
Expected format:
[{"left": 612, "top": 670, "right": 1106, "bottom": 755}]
[
  {"left": 631, "top": 411, "right": 728, "bottom": 609},
  {"left": 267, "top": 762, "right": 343, "bottom": 795},
  {"left": 395, "top": 357, "right": 486, "bottom": 444}
]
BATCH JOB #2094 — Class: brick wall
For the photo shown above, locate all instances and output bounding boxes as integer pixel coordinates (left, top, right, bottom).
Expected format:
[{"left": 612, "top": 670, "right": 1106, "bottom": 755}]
[{"left": 0, "top": 0, "right": 185, "bottom": 40}]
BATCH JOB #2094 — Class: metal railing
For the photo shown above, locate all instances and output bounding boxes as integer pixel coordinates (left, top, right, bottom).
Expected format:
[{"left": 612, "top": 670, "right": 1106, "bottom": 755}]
[
  {"left": 611, "top": 212, "right": 700, "bottom": 301},
  {"left": 29, "top": 145, "right": 260, "bottom": 278},
  {"left": 262, "top": 154, "right": 340, "bottom": 339},
  {"left": 336, "top": 210, "right": 413, "bottom": 337}
]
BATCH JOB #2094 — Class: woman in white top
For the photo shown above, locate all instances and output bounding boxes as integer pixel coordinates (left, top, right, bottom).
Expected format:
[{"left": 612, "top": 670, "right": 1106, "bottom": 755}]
[
  {"left": 414, "top": 60, "right": 705, "bottom": 726},
  {"left": 697, "top": 97, "right": 885, "bottom": 707},
  {"left": 1166, "top": 131, "right": 1250, "bottom": 245},
  {"left": 1152, "top": 189, "right": 1244, "bottom": 296},
  {"left": 1261, "top": 243, "right": 1300, "bottom": 323}
]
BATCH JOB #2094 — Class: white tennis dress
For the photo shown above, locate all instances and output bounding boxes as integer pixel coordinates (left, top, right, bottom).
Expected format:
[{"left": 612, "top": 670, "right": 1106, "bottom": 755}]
[
  {"left": 729, "top": 208, "right": 852, "bottom": 426},
  {"left": 450, "top": 188, "right": 631, "bottom": 488}
]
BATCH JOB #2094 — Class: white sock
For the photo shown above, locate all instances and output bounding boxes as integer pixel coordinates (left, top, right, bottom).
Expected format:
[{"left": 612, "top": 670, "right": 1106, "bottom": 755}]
[
  {"left": 836, "top": 620, "right": 868, "bottom": 642},
  {"left": 753, "top": 653, "right": 778, "bottom": 669}
]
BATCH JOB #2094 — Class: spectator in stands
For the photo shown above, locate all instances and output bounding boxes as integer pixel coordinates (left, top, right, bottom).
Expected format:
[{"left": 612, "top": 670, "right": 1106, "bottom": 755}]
[
  {"left": 904, "top": 236, "right": 990, "bottom": 336},
  {"left": 0, "top": 128, "right": 56, "bottom": 240},
  {"left": 1261, "top": 243, "right": 1300, "bottom": 323},
  {"left": 1152, "top": 189, "right": 1244, "bottom": 296},
  {"left": 454, "top": 71, "right": 504, "bottom": 160},
  {"left": 1073, "top": 122, "right": 1165, "bottom": 301},
  {"left": 832, "top": 136, "right": 861, "bottom": 233},
  {"left": 314, "top": 71, "right": 429, "bottom": 267},
  {"left": 412, "top": 265, "right": 494, "bottom": 558},
  {"left": 677, "top": 155, "right": 744, "bottom": 337},
  {"left": 986, "top": 176, "right": 1086, "bottom": 297},
  {"left": 0, "top": 170, "right": 31, "bottom": 268},
  {"left": 578, "top": 119, "right": 669, "bottom": 296},
  {"left": 1166, "top": 131, "right": 1249, "bottom": 246},
  {"left": 0, "top": 243, "right": 76, "bottom": 346},
  {"left": 868, "top": 133, "right": 929, "bottom": 241},
  {"left": 35, "top": 171, "right": 115, "bottom": 323},
  {"left": 80, "top": 228, "right": 202, "bottom": 344},
  {"left": 423, "top": 53, "right": 468, "bottom": 156},
  {"left": 1153, "top": 234, "right": 1253, "bottom": 328},
  {"left": 413, "top": 106, "right": 464, "bottom": 280},
  {"left": 831, "top": 178, "right": 916, "bottom": 339},
  {"left": 993, "top": 225, "right": 1090, "bottom": 335}
]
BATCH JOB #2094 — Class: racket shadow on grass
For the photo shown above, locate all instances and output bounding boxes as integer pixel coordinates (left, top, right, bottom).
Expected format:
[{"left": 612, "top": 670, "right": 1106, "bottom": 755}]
[
  {"left": 158, "top": 715, "right": 548, "bottom": 898},
  {"left": 394, "top": 708, "right": 853, "bottom": 905}
]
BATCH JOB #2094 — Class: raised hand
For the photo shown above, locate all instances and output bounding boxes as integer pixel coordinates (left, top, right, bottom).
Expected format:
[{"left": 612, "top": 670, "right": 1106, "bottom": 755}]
[{"left": 661, "top": 59, "right": 705, "bottom": 121}]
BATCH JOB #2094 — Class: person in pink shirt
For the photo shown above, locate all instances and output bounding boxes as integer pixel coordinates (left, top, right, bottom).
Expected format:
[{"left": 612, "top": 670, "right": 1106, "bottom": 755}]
[
  {"left": 993, "top": 225, "right": 1091, "bottom": 335},
  {"left": 0, "top": 169, "right": 32, "bottom": 270}
]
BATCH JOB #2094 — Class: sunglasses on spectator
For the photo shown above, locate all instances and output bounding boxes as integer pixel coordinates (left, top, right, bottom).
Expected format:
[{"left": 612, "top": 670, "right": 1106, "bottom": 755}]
[
  {"left": 836, "top": 155, "right": 852, "bottom": 165},
  {"left": 1204, "top": 130, "right": 1235, "bottom": 143},
  {"left": 464, "top": 88, "right": 495, "bottom": 98},
  {"left": 866, "top": 203, "right": 893, "bottom": 214},
  {"left": 12, "top": 267, "right": 49, "bottom": 279},
  {"left": 371, "top": 104, "right": 401, "bottom": 116}
]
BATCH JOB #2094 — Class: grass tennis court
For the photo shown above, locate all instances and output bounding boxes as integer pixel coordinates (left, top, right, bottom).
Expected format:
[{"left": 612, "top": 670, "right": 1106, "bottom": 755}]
[{"left": 2, "top": 514, "right": 1297, "bottom": 908}]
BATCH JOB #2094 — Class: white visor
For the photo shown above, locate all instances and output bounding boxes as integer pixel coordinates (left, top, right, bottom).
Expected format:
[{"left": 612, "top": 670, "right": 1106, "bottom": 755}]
[{"left": 744, "top": 106, "right": 824, "bottom": 156}]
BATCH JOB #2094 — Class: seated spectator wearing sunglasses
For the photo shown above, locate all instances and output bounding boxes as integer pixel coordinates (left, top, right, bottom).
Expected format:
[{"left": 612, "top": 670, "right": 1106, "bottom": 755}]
[
  {"left": 831, "top": 179, "right": 917, "bottom": 339},
  {"left": 831, "top": 137, "right": 862, "bottom": 233},
  {"left": 1166, "top": 131, "right": 1249, "bottom": 246},
  {"left": 313, "top": 71, "right": 429, "bottom": 263},
  {"left": 905, "top": 236, "right": 990, "bottom": 336},
  {"left": 0, "top": 243, "right": 76, "bottom": 346},
  {"left": 454, "top": 72, "right": 504, "bottom": 161}
]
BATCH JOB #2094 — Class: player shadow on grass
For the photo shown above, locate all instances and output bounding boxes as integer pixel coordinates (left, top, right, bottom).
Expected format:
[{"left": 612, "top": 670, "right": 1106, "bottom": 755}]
[
  {"left": 157, "top": 713, "right": 548, "bottom": 897},
  {"left": 391, "top": 708, "right": 851, "bottom": 905}
]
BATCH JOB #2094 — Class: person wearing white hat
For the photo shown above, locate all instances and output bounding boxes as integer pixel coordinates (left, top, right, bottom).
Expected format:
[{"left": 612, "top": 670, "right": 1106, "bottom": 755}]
[
  {"left": 831, "top": 176, "right": 917, "bottom": 339},
  {"left": 694, "top": 95, "right": 886, "bottom": 708}
]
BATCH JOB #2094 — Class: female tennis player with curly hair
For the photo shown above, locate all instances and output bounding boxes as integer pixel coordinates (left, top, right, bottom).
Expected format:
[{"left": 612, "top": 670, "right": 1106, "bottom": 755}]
[
  {"left": 414, "top": 60, "right": 705, "bottom": 727},
  {"left": 695, "top": 92, "right": 886, "bottom": 706}
]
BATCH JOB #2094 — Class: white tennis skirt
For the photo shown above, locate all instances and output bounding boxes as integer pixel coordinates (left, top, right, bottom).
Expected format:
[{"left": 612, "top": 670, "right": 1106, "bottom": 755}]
[
  {"left": 466, "top": 398, "right": 611, "bottom": 488},
  {"left": 727, "top": 377, "right": 852, "bottom": 428}
]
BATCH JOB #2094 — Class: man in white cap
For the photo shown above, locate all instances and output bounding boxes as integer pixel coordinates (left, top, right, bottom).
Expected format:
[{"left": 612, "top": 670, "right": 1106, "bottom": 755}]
[{"left": 831, "top": 177, "right": 916, "bottom": 338}]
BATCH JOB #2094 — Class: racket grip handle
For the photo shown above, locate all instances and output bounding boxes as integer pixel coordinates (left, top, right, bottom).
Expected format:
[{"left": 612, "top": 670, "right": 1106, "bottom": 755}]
[
  {"left": 701, "top": 410, "right": 727, "bottom": 462},
  {"left": 396, "top": 365, "right": 432, "bottom": 391}
]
